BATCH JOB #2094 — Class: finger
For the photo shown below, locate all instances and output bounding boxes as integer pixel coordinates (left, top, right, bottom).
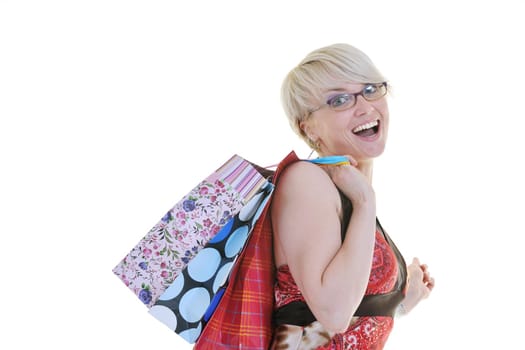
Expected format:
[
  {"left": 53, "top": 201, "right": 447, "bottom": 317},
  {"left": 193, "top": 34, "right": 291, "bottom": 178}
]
[
  {"left": 427, "top": 277, "right": 435, "bottom": 291},
  {"left": 412, "top": 257, "right": 420, "bottom": 265},
  {"left": 422, "top": 268, "right": 431, "bottom": 281},
  {"left": 409, "top": 268, "right": 423, "bottom": 282},
  {"left": 342, "top": 155, "right": 358, "bottom": 167}
]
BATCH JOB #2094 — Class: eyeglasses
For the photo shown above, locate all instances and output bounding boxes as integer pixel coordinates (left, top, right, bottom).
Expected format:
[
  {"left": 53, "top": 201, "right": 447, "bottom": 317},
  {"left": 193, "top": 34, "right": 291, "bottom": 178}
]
[{"left": 308, "top": 82, "right": 388, "bottom": 115}]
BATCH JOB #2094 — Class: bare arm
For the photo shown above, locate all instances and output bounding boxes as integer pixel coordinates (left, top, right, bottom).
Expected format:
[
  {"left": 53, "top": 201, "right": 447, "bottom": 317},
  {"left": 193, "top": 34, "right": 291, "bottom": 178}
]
[{"left": 272, "top": 160, "right": 376, "bottom": 333}]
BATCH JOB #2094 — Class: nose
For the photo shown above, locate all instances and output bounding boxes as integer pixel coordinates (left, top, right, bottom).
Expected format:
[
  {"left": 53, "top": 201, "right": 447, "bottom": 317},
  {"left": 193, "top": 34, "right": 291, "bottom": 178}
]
[{"left": 353, "top": 95, "right": 374, "bottom": 117}]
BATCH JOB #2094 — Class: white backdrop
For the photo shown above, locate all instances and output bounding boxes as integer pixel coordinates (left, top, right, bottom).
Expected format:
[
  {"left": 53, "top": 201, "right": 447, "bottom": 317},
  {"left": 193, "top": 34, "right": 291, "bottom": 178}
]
[{"left": 1, "top": 1, "right": 524, "bottom": 349}]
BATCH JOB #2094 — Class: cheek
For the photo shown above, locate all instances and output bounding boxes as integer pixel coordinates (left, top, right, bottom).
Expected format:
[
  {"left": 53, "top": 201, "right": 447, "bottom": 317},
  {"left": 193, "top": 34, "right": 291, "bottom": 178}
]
[{"left": 375, "top": 99, "right": 389, "bottom": 117}]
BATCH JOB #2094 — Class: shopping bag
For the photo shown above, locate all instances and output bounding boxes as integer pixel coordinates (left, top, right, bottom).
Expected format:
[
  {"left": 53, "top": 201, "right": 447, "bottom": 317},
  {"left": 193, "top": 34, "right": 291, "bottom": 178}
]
[
  {"left": 194, "top": 150, "right": 300, "bottom": 350},
  {"left": 148, "top": 178, "right": 274, "bottom": 343},
  {"left": 112, "top": 154, "right": 273, "bottom": 308}
]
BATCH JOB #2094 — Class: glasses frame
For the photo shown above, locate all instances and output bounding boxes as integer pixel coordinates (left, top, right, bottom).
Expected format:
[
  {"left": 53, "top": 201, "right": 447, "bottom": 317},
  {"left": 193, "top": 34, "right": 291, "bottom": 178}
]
[{"left": 308, "top": 82, "right": 388, "bottom": 116}]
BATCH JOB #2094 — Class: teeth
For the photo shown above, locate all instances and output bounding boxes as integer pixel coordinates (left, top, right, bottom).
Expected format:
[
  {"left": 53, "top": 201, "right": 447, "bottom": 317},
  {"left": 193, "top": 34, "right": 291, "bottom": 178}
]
[{"left": 352, "top": 120, "right": 378, "bottom": 133}]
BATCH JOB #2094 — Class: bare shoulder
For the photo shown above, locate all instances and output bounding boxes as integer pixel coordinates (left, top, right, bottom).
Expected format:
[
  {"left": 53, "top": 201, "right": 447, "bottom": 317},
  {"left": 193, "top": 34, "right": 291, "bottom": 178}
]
[
  {"left": 272, "top": 160, "right": 342, "bottom": 268},
  {"left": 273, "top": 160, "right": 340, "bottom": 218},
  {"left": 275, "top": 160, "right": 336, "bottom": 196}
]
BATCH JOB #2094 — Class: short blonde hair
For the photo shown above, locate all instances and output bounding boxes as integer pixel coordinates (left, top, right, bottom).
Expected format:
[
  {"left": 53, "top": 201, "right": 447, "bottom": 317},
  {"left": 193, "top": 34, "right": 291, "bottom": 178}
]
[{"left": 281, "top": 43, "right": 387, "bottom": 149}]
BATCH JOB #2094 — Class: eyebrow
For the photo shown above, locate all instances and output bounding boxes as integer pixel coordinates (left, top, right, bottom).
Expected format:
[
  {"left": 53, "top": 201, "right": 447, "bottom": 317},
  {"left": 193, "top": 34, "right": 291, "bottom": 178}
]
[
  {"left": 321, "top": 89, "right": 351, "bottom": 100},
  {"left": 322, "top": 87, "right": 347, "bottom": 93},
  {"left": 322, "top": 82, "right": 370, "bottom": 95},
  {"left": 320, "top": 88, "right": 346, "bottom": 99}
]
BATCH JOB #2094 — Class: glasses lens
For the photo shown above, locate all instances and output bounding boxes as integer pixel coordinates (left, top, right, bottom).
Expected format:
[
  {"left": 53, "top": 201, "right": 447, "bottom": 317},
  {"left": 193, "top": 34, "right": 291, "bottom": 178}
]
[
  {"left": 323, "top": 83, "right": 386, "bottom": 112},
  {"left": 363, "top": 83, "right": 386, "bottom": 101},
  {"left": 329, "top": 93, "right": 355, "bottom": 111}
]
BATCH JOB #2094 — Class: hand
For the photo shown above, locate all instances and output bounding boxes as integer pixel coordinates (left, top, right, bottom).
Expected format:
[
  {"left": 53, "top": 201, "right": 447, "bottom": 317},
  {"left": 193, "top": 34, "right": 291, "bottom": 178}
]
[
  {"left": 401, "top": 257, "right": 435, "bottom": 314},
  {"left": 322, "top": 156, "right": 375, "bottom": 206}
]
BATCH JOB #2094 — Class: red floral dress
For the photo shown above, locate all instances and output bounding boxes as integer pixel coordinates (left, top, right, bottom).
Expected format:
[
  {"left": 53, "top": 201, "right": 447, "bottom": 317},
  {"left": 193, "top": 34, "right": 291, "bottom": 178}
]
[{"left": 274, "top": 229, "right": 402, "bottom": 350}]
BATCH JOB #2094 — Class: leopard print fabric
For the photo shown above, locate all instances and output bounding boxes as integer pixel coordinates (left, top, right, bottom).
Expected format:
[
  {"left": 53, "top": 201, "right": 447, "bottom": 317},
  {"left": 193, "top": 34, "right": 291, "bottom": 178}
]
[
  {"left": 270, "top": 317, "right": 393, "bottom": 350},
  {"left": 270, "top": 321, "right": 336, "bottom": 350}
]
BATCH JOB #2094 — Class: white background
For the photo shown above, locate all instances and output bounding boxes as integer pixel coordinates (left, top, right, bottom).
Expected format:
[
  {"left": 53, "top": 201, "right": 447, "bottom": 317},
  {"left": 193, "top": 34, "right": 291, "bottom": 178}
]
[{"left": 1, "top": 1, "right": 524, "bottom": 349}]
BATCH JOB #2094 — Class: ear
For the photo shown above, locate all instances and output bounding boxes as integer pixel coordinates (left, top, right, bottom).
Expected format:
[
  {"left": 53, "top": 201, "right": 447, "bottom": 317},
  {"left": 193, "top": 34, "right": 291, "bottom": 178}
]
[{"left": 299, "top": 120, "right": 318, "bottom": 142}]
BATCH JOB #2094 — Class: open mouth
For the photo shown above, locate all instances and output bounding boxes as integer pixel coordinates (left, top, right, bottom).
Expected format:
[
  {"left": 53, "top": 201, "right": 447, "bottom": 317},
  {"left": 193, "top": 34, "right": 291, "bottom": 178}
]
[{"left": 352, "top": 120, "right": 380, "bottom": 137}]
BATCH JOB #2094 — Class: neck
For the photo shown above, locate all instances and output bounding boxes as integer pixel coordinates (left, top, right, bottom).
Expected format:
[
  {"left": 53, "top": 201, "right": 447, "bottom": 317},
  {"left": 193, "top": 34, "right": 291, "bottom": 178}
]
[
  {"left": 357, "top": 159, "right": 374, "bottom": 183},
  {"left": 316, "top": 149, "right": 374, "bottom": 182}
]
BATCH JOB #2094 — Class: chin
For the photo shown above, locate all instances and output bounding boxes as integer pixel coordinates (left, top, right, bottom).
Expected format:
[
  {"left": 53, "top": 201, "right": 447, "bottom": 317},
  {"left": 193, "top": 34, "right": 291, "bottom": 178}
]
[{"left": 361, "top": 142, "right": 387, "bottom": 160}]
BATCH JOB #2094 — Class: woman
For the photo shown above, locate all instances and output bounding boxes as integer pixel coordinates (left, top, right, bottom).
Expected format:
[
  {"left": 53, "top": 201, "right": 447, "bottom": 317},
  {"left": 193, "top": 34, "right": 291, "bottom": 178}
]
[{"left": 270, "top": 43, "right": 434, "bottom": 349}]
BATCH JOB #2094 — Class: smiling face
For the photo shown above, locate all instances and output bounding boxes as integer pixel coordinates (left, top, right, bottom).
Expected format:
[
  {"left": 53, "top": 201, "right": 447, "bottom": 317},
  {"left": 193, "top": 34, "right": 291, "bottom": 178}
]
[{"left": 300, "top": 82, "right": 389, "bottom": 162}]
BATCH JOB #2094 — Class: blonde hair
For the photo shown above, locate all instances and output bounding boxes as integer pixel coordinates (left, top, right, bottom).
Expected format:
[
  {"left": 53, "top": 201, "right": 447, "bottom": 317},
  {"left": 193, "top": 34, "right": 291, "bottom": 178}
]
[{"left": 281, "top": 43, "right": 387, "bottom": 149}]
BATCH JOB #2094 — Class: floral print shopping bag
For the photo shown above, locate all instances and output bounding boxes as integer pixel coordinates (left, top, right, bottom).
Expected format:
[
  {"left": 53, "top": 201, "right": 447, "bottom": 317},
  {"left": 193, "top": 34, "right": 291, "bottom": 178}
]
[{"left": 112, "top": 154, "right": 272, "bottom": 308}]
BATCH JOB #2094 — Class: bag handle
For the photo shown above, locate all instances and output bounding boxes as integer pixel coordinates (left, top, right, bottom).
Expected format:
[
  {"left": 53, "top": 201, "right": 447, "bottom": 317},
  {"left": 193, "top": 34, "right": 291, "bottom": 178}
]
[
  {"left": 307, "top": 155, "right": 350, "bottom": 166},
  {"left": 265, "top": 154, "right": 350, "bottom": 169}
]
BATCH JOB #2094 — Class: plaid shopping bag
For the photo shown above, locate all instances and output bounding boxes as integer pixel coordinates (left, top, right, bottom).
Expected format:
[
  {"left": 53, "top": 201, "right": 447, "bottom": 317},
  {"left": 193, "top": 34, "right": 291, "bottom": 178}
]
[{"left": 194, "top": 151, "right": 300, "bottom": 350}]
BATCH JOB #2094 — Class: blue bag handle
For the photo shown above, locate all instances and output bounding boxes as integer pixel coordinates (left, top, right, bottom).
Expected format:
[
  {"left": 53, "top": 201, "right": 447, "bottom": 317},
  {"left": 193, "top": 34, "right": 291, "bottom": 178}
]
[{"left": 307, "top": 155, "right": 350, "bottom": 166}]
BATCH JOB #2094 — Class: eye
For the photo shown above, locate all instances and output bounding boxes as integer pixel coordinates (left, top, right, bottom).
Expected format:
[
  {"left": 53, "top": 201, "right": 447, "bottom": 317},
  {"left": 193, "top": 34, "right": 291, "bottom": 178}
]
[
  {"left": 363, "top": 84, "right": 378, "bottom": 96},
  {"left": 327, "top": 93, "right": 352, "bottom": 108},
  {"left": 363, "top": 83, "right": 386, "bottom": 100}
]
